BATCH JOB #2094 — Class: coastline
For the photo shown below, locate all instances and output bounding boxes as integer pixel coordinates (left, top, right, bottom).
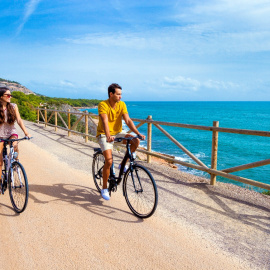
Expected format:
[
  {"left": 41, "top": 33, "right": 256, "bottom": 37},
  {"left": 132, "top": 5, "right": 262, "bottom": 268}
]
[
  {"left": 74, "top": 106, "right": 270, "bottom": 193},
  {"left": 74, "top": 106, "right": 98, "bottom": 110},
  {"left": 136, "top": 146, "right": 178, "bottom": 169},
  {"left": 83, "top": 103, "right": 270, "bottom": 192}
]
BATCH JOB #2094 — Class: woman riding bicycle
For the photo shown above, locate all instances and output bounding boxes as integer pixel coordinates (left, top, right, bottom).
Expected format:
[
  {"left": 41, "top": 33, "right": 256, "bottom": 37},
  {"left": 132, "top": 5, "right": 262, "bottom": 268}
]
[{"left": 0, "top": 86, "right": 31, "bottom": 167}]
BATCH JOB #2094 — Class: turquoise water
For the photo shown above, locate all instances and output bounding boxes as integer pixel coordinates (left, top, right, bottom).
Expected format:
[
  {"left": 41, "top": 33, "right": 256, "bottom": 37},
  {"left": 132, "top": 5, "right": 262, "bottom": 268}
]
[{"left": 85, "top": 102, "right": 270, "bottom": 191}]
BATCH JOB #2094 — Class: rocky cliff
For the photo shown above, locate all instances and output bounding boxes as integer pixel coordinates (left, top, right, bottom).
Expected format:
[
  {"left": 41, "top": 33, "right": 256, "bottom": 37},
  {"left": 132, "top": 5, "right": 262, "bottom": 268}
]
[{"left": 0, "top": 79, "right": 35, "bottom": 95}]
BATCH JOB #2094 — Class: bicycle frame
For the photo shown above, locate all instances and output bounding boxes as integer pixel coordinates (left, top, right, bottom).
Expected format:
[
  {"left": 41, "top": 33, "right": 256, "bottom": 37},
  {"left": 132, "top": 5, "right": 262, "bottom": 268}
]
[
  {"left": 109, "top": 137, "right": 136, "bottom": 182},
  {"left": 1, "top": 137, "right": 29, "bottom": 192},
  {"left": 3, "top": 142, "right": 14, "bottom": 175},
  {"left": 107, "top": 135, "right": 143, "bottom": 194},
  {"left": 93, "top": 134, "right": 158, "bottom": 218}
]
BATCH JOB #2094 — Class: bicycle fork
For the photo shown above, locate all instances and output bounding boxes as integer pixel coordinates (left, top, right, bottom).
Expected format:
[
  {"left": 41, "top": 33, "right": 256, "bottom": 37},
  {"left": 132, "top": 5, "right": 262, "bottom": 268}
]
[
  {"left": 10, "top": 165, "right": 24, "bottom": 189},
  {"left": 108, "top": 162, "right": 118, "bottom": 194},
  {"left": 129, "top": 165, "right": 144, "bottom": 194}
]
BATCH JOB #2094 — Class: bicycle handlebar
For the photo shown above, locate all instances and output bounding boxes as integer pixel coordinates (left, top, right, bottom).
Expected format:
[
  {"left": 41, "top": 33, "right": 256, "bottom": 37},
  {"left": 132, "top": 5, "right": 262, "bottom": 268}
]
[
  {"left": 114, "top": 134, "right": 143, "bottom": 143},
  {"left": 0, "top": 136, "right": 33, "bottom": 143}
]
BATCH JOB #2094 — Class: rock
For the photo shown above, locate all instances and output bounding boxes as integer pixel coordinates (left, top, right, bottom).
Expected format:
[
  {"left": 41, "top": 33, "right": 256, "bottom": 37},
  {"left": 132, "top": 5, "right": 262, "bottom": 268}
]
[{"left": 0, "top": 80, "right": 35, "bottom": 95}]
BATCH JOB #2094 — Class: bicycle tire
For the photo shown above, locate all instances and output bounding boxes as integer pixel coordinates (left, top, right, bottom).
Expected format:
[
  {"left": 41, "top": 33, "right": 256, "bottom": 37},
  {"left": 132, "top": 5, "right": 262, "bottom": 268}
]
[
  {"left": 123, "top": 164, "right": 158, "bottom": 218},
  {"left": 92, "top": 151, "right": 105, "bottom": 193},
  {"left": 8, "top": 161, "right": 29, "bottom": 213}
]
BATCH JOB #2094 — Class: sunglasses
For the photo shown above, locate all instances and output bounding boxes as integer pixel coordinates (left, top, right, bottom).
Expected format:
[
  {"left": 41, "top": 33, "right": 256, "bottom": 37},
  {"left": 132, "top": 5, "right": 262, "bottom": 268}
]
[{"left": 3, "top": 94, "right": 13, "bottom": 98}]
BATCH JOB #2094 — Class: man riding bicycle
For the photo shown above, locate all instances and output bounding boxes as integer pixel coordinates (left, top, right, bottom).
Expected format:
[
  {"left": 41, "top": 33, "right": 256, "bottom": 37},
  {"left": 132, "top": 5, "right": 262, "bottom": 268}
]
[{"left": 96, "top": 83, "right": 145, "bottom": 200}]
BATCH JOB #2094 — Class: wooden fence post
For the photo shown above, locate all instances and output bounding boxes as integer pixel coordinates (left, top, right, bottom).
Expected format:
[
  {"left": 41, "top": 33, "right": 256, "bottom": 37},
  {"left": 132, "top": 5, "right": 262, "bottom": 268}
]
[
  {"left": 68, "top": 109, "right": 71, "bottom": 137},
  {"left": 55, "top": 110, "right": 58, "bottom": 132},
  {"left": 45, "top": 107, "right": 47, "bottom": 128},
  {"left": 210, "top": 121, "right": 219, "bottom": 185},
  {"left": 37, "top": 107, "right": 40, "bottom": 124},
  {"left": 85, "top": 111, "right": 88, "bottom": 143},
  {"left": 147, "top": 115, "right": 152, "bottom": 163}
]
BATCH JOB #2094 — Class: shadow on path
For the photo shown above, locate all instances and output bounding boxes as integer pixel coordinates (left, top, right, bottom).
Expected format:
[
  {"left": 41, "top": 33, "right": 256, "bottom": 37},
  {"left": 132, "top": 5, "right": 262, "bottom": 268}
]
[
  {"left": 29, "top": 183, "right": 144, "bottom": 224},
  {"left": 0, "top": 201, "right": 20, "bottom": 216}
]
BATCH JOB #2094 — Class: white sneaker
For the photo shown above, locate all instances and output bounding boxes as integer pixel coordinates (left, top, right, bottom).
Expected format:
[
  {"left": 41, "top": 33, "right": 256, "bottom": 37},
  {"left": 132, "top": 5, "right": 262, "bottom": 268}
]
[
  {"left": 118, "top": 164, "right": 129, "bottom": 173},
  {"left": 101, "top": 189, "right": 110, "bottom": 200}
]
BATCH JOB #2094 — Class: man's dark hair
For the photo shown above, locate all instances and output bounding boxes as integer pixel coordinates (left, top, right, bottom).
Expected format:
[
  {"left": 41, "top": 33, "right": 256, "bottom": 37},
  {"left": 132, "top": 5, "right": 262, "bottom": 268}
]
[{"left": 108, "top": 83, "right": 122, "bottom": 97}]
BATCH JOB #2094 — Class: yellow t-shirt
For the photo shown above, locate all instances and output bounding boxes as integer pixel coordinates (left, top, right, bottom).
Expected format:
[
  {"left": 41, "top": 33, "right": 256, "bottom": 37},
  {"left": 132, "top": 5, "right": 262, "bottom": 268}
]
[{"left": 96, "top": 99, "right": 128, "bottom": 137}]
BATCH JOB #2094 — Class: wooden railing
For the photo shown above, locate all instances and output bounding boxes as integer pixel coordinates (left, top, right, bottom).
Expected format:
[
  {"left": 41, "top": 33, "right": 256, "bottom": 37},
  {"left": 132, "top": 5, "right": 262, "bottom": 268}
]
[{"left": 36, "top": 107, "right": 270, "bottom": 191}]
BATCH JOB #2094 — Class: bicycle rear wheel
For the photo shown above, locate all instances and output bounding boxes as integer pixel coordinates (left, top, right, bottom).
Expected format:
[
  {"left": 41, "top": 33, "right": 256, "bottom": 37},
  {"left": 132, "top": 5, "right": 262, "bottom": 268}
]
[
  {"left": 123, "top": 164, "right": 158, "bottom": 218},
  {"left": 92, "top": 152, "right": 105, "bottom": 192},
  {"left": 8, "top": 161, "right": 29, "bottom": 213}
]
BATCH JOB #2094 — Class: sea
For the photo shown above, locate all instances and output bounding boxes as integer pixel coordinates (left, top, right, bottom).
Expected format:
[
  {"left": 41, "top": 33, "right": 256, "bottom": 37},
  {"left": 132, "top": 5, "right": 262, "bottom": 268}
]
[{"left": 84, "top": 101, "right": 270, "bottom": 192}]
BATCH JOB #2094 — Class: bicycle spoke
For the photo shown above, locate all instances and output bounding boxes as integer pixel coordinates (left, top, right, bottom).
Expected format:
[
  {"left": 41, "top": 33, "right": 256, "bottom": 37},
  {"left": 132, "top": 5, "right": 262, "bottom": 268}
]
[
  {"left": 92, "top": 152, "right": 105, "bottom": 192},
  {"left": 9, "top": 162, "right": 28, "bottom": 213},
  {"left": 124, "top": 165, "right": 158, "bottom": 218}
]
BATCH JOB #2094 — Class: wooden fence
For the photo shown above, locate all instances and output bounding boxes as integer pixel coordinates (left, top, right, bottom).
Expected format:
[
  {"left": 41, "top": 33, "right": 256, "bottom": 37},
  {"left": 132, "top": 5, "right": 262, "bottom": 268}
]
[{"left": 36, "top": 107, "right": 270, "bottom": 191}]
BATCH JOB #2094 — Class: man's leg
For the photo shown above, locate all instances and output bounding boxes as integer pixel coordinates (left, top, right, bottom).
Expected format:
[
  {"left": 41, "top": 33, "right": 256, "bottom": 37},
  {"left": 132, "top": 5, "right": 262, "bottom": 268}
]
[
  {"left": 102, "top": 149, "right": 113, "bottom": 189},
  {"left": 124, "top": 134, "right": 140, "bottom": 153},
  {"left": 97, "top": 134, "right": 113, "bottom": 200},
  {"left": 117, "top": 134, "right": 140, "bottom": 170}
]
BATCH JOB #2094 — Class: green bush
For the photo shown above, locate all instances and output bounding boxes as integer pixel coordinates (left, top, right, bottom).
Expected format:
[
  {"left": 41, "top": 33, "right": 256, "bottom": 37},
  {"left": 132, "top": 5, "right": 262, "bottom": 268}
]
[{"left": 11, "top": 91, "right": 101, "bottom": 123}]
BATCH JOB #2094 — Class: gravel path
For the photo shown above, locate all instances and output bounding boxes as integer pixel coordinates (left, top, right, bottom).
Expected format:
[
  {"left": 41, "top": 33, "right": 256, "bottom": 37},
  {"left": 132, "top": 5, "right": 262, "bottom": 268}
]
[{"left": 0, "top": 121, "right": 269, "bottom": 269}]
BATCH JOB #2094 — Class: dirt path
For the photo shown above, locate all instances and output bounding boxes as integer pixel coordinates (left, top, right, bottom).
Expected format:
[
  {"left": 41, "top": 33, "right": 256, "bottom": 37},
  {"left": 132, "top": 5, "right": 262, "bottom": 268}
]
[{"left": 0, "top": 121, "right": 269, "bottom": 269}]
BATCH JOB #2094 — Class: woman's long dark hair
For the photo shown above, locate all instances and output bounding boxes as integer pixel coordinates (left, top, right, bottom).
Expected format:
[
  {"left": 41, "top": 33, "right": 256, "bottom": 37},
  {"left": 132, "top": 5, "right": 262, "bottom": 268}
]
[{"left": 0, "top": 87, "right": 16, "bottom": 124}]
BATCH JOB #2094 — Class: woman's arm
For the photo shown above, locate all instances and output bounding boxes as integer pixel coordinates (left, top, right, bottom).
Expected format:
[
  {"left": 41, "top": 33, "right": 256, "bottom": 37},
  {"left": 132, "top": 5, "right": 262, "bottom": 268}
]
[{"left": 14, "top": 104, "right": 31, "bottom": 138}]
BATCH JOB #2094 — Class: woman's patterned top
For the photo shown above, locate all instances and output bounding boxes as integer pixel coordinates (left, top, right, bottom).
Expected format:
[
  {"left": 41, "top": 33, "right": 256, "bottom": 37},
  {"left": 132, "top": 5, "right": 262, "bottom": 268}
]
[{"left": 0, "top": 103, "right": 18, "bottom": 139}]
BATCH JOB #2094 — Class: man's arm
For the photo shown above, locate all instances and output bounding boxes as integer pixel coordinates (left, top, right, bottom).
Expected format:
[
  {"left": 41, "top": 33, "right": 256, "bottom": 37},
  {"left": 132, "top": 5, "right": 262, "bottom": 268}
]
[
  {"left": 122, "top": 114, "right": 145, "bottom": 140},
  {"left": 99, "top": 113, "right": 114, "bottom": 142}
]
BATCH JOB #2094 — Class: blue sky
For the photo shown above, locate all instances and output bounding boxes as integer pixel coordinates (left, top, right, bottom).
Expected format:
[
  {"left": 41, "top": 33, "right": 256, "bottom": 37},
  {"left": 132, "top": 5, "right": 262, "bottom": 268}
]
[{"left": 1, "top": 0, "right": 270, "bottom": 101}]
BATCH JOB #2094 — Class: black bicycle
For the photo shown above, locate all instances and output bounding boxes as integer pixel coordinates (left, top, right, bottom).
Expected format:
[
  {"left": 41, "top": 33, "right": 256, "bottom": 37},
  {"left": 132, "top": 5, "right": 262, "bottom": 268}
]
[
  {"left": 0, "top": 137, "right": 31, "bottom": 213},
  {"left": 92, "top": 135, "right": 158, "bottom": 218}
]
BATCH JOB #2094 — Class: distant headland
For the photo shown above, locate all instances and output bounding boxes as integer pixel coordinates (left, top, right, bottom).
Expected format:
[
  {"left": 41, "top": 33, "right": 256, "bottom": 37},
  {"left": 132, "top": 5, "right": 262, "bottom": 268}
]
[{"left": 0, "top": 78, "right": 35, "bottom": 95}]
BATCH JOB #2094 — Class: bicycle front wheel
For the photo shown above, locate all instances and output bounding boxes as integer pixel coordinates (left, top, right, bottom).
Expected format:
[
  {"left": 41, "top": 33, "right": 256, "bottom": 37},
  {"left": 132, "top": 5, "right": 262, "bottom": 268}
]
[
  {"left": 92, "top": 151, "right": 105, "bottom": 193},
  {"left": 8, "top": 161, "right": 29, "bottom": 213},
  {"left": 123, "top": 164, "right": 158, "bottom": 218}
]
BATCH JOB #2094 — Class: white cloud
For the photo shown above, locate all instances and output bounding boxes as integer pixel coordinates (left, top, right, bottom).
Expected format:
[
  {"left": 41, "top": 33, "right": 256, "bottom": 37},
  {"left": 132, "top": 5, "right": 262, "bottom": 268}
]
[
  {"left": 203, "top": 79, "right": 239, "bottom": 90},
  {"left": 161, "top": 76, "right": 239, "bottom": 92},
  {"left": 17, "top": 0, "right": 42, "bottom": 35},
  {"left": 63, "top": 24, "right": 270, "bottom": 57},
  {"left": 183, "top": 0, "right": 270, "bottom": 29},
  {"left": 64, "top": 32, "right": 162, "bottom": 50},
  {"left": 162, "top": 76, "right": 201, "bottom": 91},
  {"left": 59, "top": 80, "right": 75, "bottom": 88}
]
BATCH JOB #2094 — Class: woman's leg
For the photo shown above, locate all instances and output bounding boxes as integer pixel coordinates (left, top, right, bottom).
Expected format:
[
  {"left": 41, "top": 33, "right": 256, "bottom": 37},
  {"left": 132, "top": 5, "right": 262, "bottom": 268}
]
[
  {"left": 0, "top": 141, "right": 4, "bottom": 169},
  {"left": 0, "top": 141, "right": 4, "bottom": 191},
  {"left": 9, "top": 135, "right": 19, "bottom": 160}
]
